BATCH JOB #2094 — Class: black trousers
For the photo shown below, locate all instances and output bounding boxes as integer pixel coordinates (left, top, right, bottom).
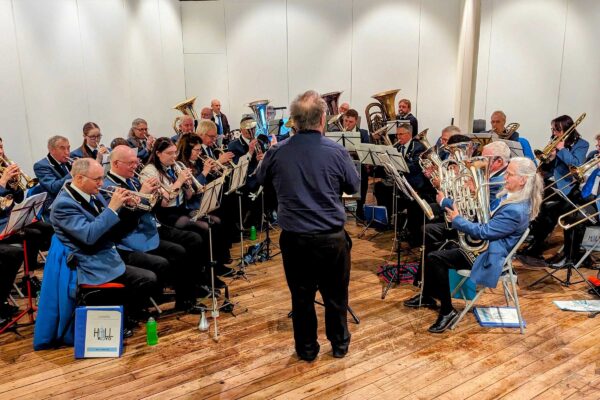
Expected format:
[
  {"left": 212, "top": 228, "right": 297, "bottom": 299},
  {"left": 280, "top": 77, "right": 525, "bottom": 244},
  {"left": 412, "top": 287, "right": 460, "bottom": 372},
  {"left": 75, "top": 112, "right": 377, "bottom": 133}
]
[
  {"left": 356, "top": 165, "right": 369, "bottom": 220},
  {"left": 413, "top": 222, "right": 457, "bottom": 286},
  {"left": 118, "top": 239, "right": 196, "bottom": 304},
  {"left": 1, "top": 221, "right": 52, "bottom": 271},
  {"left": 0, "top": 244, "right": 23, "bottom": 304},
  {"left": 279, "top": 229, "right": 352, "bottom": 354},
  {"left": 530, "top": 188, "right": 581, "bottom": 245},
  {"left": 562, "top": 201, "right": 596, "bottom": 262},
  {"left": 110, "top": 265, "right": 157, "bottom": 318},
  {"left": 423, "top": 245, "right": 472, "bottom": 314}
]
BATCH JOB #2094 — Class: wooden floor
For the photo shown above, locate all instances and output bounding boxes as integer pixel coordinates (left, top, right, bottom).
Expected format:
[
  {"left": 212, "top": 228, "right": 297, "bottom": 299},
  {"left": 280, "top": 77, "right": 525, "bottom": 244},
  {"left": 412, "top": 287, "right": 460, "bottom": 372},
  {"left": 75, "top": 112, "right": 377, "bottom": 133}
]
[{"left": 1, "top": 222, "right": 600, "bottom": 399}]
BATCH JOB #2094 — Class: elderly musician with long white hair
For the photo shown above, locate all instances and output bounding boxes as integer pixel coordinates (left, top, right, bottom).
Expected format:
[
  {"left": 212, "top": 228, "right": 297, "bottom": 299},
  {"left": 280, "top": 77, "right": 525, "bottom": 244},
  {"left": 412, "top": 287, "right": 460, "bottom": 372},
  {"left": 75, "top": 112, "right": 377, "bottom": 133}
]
[{"left": 415, "top": 157, "right": 542, "bottom": 333}]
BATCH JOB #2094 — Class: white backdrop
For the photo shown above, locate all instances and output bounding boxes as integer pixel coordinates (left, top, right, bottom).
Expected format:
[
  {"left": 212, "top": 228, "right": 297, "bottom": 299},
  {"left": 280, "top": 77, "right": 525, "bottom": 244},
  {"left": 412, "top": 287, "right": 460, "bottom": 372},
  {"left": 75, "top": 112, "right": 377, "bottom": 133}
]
[
  {"left": 474, "top": 0, "right": 600, "bottom": 150},
  {"left": 182, "top": 0, "right": 461, "bottom": 139},
  {"left": 0, "top": 0, "right": 185, "bottom": 174}
]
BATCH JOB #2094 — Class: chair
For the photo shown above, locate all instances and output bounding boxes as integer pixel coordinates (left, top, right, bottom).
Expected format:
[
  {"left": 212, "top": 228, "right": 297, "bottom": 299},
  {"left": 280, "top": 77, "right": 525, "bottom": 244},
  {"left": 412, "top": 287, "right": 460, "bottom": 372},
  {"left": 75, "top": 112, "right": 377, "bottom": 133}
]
[{"left": 449, "top": 228, "right": 530, "bottom": 334}]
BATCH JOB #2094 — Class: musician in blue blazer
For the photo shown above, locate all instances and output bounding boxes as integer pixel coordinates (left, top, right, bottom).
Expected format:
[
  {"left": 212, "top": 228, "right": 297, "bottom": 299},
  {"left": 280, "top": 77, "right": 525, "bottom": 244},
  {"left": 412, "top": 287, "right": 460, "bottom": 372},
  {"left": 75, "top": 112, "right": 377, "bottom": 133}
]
[
  {"left": 342, "top": 109, "right": 369, "bottom": 220},
  {"left": 521, "top": 115, "right": 588, "bottom": 258},
  {"left": 50, "top": 158, "right": 157, "bottom": 322},
  {"left": 171, "top": 115, "right": 195, "bottom": 144},
  {"left": 70, "top": 122, "right": 110, "bottom": 167},
  {"left": 33, "top": 136, "right": 72, "bottom": 217},
  {"left": 127, "top": 118, "right": 155, "bottom": 164},
  {"left": 407, "top": 157, "right": 541, "bottom": 333}
]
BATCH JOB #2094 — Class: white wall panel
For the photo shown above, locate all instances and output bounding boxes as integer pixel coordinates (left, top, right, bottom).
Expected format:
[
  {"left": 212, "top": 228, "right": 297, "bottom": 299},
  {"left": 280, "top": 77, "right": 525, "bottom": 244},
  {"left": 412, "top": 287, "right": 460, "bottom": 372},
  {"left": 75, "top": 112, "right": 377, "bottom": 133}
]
[
  {"left": 13, "top": 0, "right": 87, "bottom": 158},
  {"left": 477, "top": 0, "right": 568, "bottom": 150},
  {"left": 351, "top": 0, "right": 420, "bottom": 128},
  {"left": 417, "top": 0, "right": 461, "bottom": 137},
  {"left": 224, "top": 0, "right": 288, "bottom": 128},
  {"left": 181, "top": 0, "right": 226, "bottom": 55},
  {"left": 557, "top": 0, "right": 600, "bottom": 145},
  {"left": 0, "top": 0, "right": 33, "bottom": 173},
  {"left": 287, "top": 0, "right": 352, "bottom": 104},
  {"left": 473, "top": 0, "right": 493, "bottom": 124},
  {"left": 183, "top": 53, "right": 230, "bottom": 117}
]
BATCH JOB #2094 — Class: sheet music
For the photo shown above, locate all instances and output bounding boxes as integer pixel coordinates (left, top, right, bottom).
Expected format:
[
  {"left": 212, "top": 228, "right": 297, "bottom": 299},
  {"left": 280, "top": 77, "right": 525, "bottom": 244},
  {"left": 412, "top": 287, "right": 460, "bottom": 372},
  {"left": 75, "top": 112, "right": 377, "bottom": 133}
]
[
  {"left": 0, "top": 193, "right": 47, "bottom": 238},
  {"left": 226, "top": 156, "right": 250, "bottom": 195},
  {"left": 193, "top": 177, "right": 225, "bottom": 220},
  {"left": 324, "top": 131, "right": 361, "bottom": 151}
]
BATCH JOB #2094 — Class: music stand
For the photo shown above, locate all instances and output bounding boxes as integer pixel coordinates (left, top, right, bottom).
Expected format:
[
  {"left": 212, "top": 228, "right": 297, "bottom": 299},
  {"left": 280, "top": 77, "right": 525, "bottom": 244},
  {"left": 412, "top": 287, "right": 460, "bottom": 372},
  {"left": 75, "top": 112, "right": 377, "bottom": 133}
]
[
  {"left": 469, "top": 133, "right": 494, "bottom": 149},
  {"left": 325, "top": 131, "right": 361, "bottom": 151},
  {"left": 0, "top": 193, "right": 47, "bottom": 333},
  {"left": 494, "top": 138, "right": 524, "bottom": 158}
]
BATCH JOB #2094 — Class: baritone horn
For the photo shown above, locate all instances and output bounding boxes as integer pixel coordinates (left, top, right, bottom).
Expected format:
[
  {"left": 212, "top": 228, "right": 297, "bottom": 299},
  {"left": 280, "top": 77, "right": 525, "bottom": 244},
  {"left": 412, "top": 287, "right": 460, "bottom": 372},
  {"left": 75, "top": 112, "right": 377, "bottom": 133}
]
[
  {"left": 0, "top": 155, "right": 39, "bottom": 190},
  {"left": 365, "top": 89, "right": 400, "bottom": 146}
]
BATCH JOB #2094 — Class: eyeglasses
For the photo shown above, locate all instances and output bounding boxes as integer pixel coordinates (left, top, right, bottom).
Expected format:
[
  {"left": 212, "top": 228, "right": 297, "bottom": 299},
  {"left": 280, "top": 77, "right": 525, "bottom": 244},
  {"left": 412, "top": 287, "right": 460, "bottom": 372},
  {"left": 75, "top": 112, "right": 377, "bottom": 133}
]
[
  {"left": 206, "top": 134, "right": 217, "bottom": 139},
  {"left": 551, "top": 127, "right": 562, "bottom": 132},
  {"left": 191, "top": 147, "right": 202, "bottom": 153},
  {"left": 116, "top": 160, "right": 139, "bottom": 167},
  {"left": 162, "top": 150, "right": 179, "bottom": 157},
  {"left": 135, "top": 127, "right": 148, "bottom": 131},
  {"left": 87, "top": 135, "right": 102, "bottom": 139},
  {"left": 81, "top": 175, "right": 104, "bottom": 183}
]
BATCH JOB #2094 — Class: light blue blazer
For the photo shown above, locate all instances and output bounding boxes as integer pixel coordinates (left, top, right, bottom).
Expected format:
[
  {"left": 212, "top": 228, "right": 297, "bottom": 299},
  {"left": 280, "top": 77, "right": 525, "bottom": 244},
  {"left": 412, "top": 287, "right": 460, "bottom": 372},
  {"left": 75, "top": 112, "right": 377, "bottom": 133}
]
[
  {"left": 33, "top": 157, "right": 71, "bottom": 208},
  {"left": 452, "top": 201, "right": 530, "bottom": 288},
  {"left": 554, "top": 138, "right": 588, "bottom": 195},
  {"left": 50, "top": 188, "right": 125, "bottom": 285}
]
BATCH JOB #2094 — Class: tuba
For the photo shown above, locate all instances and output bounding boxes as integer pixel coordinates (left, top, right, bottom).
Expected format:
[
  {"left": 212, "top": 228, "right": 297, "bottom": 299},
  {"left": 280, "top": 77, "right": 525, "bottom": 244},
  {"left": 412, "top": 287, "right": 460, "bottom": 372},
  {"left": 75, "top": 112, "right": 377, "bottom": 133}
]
[
  {"left": 248, "top": 99, "right": 270, "bottom": 137},
  {"left": 173, "top": 97, "right": 199, "bottom": 134},
  {"left": 537, "top": 112, "right": 586, "bottom": 165},
  {"left": 365, "top": 89, "right": 400, "bottom": 145},
  {"left": 321, "top": 91, "right": 344, "bottom": 132}
]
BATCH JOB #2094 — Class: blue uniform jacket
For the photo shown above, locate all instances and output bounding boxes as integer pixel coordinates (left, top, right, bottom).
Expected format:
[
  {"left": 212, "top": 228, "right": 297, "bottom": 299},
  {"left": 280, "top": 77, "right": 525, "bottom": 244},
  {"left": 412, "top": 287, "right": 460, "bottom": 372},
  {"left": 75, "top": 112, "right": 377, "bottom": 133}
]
[
  {"left": 452, "top": 201, "right": 530, "bottom": 288},
  {"left": 554, "top": 138, "right": 589, "bottom": 195},
  {"left": 101, "top": 173, "right": 160, "bottom": 252},
  {"left": 33, "top": 156, "right": 71, "bottom": 214},
  {"left": 50, "top": 185, "right": 126, "bottom": 285}
]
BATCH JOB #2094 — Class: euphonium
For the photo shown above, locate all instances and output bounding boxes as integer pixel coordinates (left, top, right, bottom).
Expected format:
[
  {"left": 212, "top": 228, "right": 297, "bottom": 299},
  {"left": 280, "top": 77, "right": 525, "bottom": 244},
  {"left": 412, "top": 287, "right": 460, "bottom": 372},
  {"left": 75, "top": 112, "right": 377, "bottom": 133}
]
[
  {"left": 417, "top": 129, "right": 443, "bottom": 184},
  {"left": 173, "top": 97, "right": 199, "bottom": 134},
  {"left": 0, "top": 155, "right": 39, "bottom": 190},
  {"left": 365, "top": 89, "right": 400, "bottom": 146},
  {"left": 442, "top": 141, "right": 476, "bottom": 162},
  {"left": 248, "top": 99, "right": 270, "bottom": 137},
  {"left": 458, "top": 157, "right": 491, "bottom": 254},
  {"left": 537, "top": 112, "right": 586, "bottom": 164}
]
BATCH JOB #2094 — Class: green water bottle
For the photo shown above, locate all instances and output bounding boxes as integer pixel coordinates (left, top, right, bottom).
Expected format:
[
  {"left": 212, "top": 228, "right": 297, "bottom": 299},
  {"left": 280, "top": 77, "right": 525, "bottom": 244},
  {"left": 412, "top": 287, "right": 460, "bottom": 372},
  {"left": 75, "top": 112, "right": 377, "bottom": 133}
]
[
  {"left": 250, "top": 225, "right": 257, "bottom": 241},
  {"left": 146, "top": 317, "right": 158, "bottom": 346}
]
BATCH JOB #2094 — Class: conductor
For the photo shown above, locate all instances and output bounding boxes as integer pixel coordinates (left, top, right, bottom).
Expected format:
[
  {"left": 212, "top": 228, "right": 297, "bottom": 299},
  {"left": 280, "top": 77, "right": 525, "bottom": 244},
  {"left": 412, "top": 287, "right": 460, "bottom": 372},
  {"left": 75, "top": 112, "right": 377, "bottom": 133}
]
[{"left": 256, "top": 90, "right": 360, "bottom": 361}]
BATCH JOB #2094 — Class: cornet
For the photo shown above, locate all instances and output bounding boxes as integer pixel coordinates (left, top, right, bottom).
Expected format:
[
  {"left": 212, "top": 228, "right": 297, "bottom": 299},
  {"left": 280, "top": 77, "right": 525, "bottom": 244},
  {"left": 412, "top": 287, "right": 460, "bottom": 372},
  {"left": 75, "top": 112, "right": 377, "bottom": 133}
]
[
  {"left": 0, "top": 155, "right": 39, "bottom": 190},
  {"left": 99, "top": 186, "right": 158, "bottom": 211},
  {"left": 174, "top": 161, "right": 204, "bottom": 194},
  {"left": 133, "top": 170, "right": 178, "bottom": 200}
]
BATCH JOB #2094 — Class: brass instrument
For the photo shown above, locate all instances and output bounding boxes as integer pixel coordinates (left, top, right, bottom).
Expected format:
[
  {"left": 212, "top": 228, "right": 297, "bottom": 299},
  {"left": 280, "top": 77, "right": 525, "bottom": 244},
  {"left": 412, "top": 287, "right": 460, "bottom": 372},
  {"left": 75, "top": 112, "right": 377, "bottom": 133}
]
[
  {"left": 99, "top": 186, "right": 159, "bottom": 211},
  {"left": 248, "top": 99, "right": 270, "bottom": 137},
  {"left": 173, "top": 97, "right": 199, "bottom": 134},
  {"left": 174, "top": 161, "right": 204, "bottom": 194},
  {"left": 558, "top": 197, "right": 599, "bottom": 230},
  {"left": 134, "top": 170, "right": 178, "bottom": 200},
  {"left": 442, "top": 141, "right": 476, "bottom": 162},
  {"left": 0, "top": 155, "right": 39, "bottom": 190},
  {"left": 321, "top": 91, "right": 344, "bottom": 131},
  {"left": 416, "top": 129, "right": 443, "bottom": 186},
  {"left": 497, "top": 122, "right": 520, "bottom": 140},
  {"left": 544, "top": 154, "right": 600, "bottom": 195},
  {"left": 365, "top": 89, "right": 400, "bottom": 146},
  {"left": 537, "top": 112, "right": 586, "bottom": 164},
  {"left": 0, "top": 195, "right": 14, "bottom": 210}
]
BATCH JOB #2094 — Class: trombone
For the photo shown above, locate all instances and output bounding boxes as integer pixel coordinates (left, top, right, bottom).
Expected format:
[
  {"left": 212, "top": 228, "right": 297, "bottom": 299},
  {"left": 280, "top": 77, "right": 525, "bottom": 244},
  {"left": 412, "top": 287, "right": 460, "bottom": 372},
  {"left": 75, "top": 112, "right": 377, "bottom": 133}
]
[
  {"left": 558, "top": 197, "right": 600, "bottom": 230},
  {"left": 537, "top": 112, "right": 586, "bottom": 166},
  {"left": 0, "top": 155, "right": 39, "bottom": 190},
  {"left": 543, "top": 154, "right": 600, "bottom": 201},
  {"left": 99, "top": 186, "right": 158, "bottom": 211}
]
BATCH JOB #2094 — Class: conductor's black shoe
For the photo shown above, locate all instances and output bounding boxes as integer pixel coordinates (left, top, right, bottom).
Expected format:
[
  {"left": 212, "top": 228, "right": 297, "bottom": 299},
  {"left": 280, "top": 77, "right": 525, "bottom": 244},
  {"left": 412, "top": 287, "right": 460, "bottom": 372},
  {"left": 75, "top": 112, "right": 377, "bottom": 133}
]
[
  {"left": 296, "top": 342, "right": 320, "bottom": 362},
  {"left": 403, "top": 294, "right": 437, "bottom": 309},
  {"left": 428, "top": 309, "right": 459, "bottom": 334}
]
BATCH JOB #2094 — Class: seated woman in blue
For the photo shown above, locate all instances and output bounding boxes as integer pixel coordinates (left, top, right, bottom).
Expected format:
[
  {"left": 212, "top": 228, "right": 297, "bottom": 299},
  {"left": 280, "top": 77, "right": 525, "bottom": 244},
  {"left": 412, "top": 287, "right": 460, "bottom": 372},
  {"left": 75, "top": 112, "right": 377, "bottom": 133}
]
[
  {"left": 416, "top": 157, "right": 542, "bottom": 333},
  {"left": 70, "top": 122, "right": 110, "bottom": 166}
]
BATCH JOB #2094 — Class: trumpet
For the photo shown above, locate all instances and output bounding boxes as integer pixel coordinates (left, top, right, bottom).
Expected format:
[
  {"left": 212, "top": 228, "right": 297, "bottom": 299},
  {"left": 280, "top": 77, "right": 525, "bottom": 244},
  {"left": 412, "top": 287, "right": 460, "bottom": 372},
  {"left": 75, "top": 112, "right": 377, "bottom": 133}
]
[
  {"left": 133, "top": 170, "right": 179, "bottom": 200},
  {"left": 0, "top": 155, "right": 39, "bottom": 190},
  {"left": 0, "top": 194, "right": 14, "bottom": 210},
  {"left": 174, "top": 161, "right": 204, "bottom": 193},
  {"left": 198, "top": 154, "right": 233, "bottom": 177},
  {"left": 537, "top": 112, "right": 586, "bottom": 165},
  {"left": 557, "top": 197, "right": 599, "bottom": 230},
  {"left": 66, "top": 156, "right": 79, "bottom": 164},
  {"left": 99, "top": 186, "right": 158, "bottom": 211}
]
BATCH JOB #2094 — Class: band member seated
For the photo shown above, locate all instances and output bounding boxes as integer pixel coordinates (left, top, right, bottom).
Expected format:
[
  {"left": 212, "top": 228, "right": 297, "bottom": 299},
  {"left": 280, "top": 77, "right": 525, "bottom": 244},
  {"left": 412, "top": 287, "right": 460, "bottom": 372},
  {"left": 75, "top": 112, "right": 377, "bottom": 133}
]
[
  {"left": 70, "top": 122, "right": 110, "bottom": 166},
  {"left": 0, "top": 242, "right": 22, "bottom": 327},
  {"left": 33, "top": 135, "right": 72, "bottom": 217},
  {"left": 198, "top": 120, "right": 235, "bottom": 174},
  {"left": 110, "top": 137, "right": 130, "bottom": 149},
  {"left": 171, "top": 115, "right": 195, "bottom": 144},
  {"left": 405, "top": 157, "right": 541, "bottom": 333},
  {"left": 176, "top": 134, "right": 216, "bottom": 189},
  {"left": 103, "top": 146, "right": 206, "bottom": 313},
  {"left": 374, "top": 122, "right": 435, "bottom": 245},
  {"left": 140, "top": 137, "right": 232, "bottom": 278},
  {"left": 200, "top": 107, "right": 212, "bottom": 120},
  {"left": 0, "top": 150, "right": 53, "bottom": 293},
  {"left": 256, "top": 89, "right": 360, "bottom": 361},
  {"left": 397, "top": 98, "right": 418, "bottom": 137},
  {"left": 437, "top": 125, "right": 461, "bottom": 160},
  {"left": 50, "top": 158, "right": 158, "bottom": 329},
  {"left": 521, "top": 115, "right": 589, "bottom": 258},
  {"left": 338, "top": 102, "right": 350, "bottom": 115},
  {"left": 486, "top": 110, "right": 519, "bottom": 141},
  {"left": 226, "top": 116, "right": 266, "bottom": 227},
  {"left": 343, "top": 109, "right": 369, "bottom": 220},
  {"left": 127, "top": 118, "right": 155, "bottom": 164},
  {"left": 586, "top": 133, "right": 600, "bottom": 161}
]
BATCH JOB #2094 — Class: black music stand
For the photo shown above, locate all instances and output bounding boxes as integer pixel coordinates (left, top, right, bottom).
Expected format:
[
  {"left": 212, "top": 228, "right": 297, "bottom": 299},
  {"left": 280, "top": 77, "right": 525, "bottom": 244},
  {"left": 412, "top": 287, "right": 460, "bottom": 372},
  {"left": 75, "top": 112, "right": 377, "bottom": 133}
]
[
  {"left": 0, "top": 193, "right": 47, "bottom": 334},
  {"left": 325, "top": 131, "right": 361, "bottom": 150},
  {"left": 226, "top": 156, "right": 252, "bottom": 276}
]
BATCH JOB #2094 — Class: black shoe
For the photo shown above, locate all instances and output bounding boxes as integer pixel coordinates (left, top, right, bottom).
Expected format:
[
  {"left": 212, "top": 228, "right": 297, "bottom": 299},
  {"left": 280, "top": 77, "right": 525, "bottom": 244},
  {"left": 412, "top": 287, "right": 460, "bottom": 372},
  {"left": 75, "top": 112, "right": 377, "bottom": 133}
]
[
  {"left": 549, "top": 258, "right": 569, "bottom": 269},
  {"left": 331, "top": 340, "right": 349, "bottom": 358},
  {"left": 296, "top": 344, "right": 320, "bottom": 362},
  {"left": 213, "top": 276, "right": 227, "bottom": 289},
  {"left": 19, "top": 276, "right": 41, "bottom": 295},
  {"left": 198, "top": 285, "right": 221, "bottom": 298},
  {"left": 0, "top": 302, "right": 19, "bottom": 317},
  {"left": 545, "top": 250, "right": 565, "bottom": 264},
  {"left": 123, "top": 327, "right": 134, "bottom": 338},
  {"left": 518, "top": 242, "right": 544, "bottom": 258},
  {"left": 214, "top": 264, "right": 235, "bottom": 277},
  {"left": 428, "top": 309, "right": 459, "bottom": 333},
  {"left": 403, "top": 294, "right": 437, "bottom": 309}
]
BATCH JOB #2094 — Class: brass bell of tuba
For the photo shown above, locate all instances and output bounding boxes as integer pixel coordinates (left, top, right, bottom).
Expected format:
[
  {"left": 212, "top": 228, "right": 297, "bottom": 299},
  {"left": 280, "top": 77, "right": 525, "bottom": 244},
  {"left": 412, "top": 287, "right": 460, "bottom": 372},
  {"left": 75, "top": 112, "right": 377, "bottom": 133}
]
[
  {"left": 247, "top": 99, "right": 270, "bottom": 137},
  {"left": 365, "top": 89, "right": 400, "bottom": 145},
  {"left": 173, "top": 97, "right": 199, "bottom": 134}
]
